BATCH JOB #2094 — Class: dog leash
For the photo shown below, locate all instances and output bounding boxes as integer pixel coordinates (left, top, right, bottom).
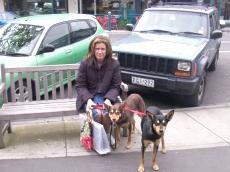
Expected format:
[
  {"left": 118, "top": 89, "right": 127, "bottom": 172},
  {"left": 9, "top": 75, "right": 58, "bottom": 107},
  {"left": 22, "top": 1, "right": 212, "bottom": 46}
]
[
  {"left": 91, "top": 104, "right": 106, "bottom": 110},
  {"left": 124, "top": 106, "right": 145, "bottom": 117},
  {"left": 110, "top": 124, "right": 117, "bottom": 150}
]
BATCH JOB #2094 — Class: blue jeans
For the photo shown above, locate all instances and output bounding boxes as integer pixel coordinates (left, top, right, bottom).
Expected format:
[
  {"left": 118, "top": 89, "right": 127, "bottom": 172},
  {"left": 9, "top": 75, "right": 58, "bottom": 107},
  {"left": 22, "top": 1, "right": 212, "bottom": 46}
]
[{"left": 92, "top": 94, "right": 108, "bottom": 120}]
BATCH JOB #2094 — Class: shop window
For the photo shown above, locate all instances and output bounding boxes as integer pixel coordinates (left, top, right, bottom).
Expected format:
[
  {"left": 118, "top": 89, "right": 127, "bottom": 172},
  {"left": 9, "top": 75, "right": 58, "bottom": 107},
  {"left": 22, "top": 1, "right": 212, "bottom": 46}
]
[{"left": 4, "top": 0, "right": 68, "bottom": 16}]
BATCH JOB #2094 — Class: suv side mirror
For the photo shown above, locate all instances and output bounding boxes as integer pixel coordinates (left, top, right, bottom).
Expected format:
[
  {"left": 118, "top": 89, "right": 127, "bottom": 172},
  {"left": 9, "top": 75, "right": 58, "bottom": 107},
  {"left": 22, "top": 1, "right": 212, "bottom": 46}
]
[
  {"left": 219, "top": 19, "right": 226, "bottom": 29},
  {"left": 211, "top": 30, "right": 222, "bottom": 39}
]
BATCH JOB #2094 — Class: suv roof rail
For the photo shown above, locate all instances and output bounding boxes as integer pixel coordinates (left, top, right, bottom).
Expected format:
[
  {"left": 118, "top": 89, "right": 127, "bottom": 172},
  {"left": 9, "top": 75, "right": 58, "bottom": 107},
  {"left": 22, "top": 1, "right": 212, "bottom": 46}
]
[{"left": 152, "top": 1, "right": 213, "bottom": 8}]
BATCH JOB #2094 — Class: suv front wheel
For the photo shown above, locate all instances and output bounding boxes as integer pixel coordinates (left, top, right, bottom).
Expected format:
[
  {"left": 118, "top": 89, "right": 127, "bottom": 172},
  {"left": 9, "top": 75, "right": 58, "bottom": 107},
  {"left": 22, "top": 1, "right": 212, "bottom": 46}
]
[{"left": 184, "top": 73, "right": 206, "bottom": 107}]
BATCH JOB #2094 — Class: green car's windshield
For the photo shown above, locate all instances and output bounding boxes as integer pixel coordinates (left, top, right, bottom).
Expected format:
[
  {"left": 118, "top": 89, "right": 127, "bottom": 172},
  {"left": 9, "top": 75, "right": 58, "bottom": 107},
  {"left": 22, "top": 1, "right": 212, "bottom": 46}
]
[
  {"left": 0, "top": 23, "right": 44, "bottom": 56},
  {"left": 134, "top": 10, "right": 208, "bottom": 37}
]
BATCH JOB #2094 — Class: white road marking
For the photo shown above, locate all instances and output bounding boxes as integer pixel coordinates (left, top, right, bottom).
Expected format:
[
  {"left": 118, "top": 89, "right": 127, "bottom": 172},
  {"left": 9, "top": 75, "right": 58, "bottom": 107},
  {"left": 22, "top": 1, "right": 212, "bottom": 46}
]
[
  {"left": 222, "top": 41, "right": 230, "bottom": 43},
  {"left": 220, "top": 51, "right": 230, "bottom": 53}
]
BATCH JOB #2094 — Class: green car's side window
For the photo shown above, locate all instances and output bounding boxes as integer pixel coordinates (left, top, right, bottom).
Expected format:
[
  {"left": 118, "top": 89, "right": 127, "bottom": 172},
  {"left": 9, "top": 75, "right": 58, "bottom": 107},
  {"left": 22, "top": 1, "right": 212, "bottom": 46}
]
[
  {"left": 88, "top": 19, "right": 97, "bottom": 33},
  {"left": 70, "top": 20, "right": 94, "bottom": 43},
  {"left": 42, "top": 23, "right": 70, "bottom": 49}
]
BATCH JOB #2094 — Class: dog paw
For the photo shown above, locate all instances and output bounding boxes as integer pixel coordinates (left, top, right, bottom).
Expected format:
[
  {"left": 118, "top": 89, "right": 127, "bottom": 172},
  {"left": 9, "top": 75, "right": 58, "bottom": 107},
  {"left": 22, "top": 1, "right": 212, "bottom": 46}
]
[
  {"left": 125, "top": 144, "right": 132, "bottom": 149},
  {"left": 138, "top": 165, "right": 144, "bottom": 172},
  {"left": 161, "top": 148, "right": 166, "bottom": 154},
  {"left": 152, "top": 164, "right": 159, "bottom": 171},
  {"left": 111, "top": 144, "right": 116, "bottom": 150},
  {"left": 132, "top": 128, "right": 135, "bottom": 134},
  {"left": 116, "top": 141, "right": 121, "bottom": 147}
]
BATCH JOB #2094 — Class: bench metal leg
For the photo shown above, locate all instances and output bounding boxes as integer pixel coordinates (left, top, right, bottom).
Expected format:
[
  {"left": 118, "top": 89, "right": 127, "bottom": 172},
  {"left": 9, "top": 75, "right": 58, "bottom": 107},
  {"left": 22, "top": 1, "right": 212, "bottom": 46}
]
[
  {"left": 7, "top": 121, "right": 12, "bottom": 133},
  {"left": 0, "top": 121, "right": 5, "bottom": 148}
]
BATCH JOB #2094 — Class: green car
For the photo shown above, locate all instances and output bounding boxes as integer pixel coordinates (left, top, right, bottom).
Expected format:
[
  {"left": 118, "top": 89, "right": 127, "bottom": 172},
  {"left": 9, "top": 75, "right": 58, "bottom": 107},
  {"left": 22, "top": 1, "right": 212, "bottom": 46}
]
[{"left": 0, "top": 13, "right": 107, "bottom": 101}]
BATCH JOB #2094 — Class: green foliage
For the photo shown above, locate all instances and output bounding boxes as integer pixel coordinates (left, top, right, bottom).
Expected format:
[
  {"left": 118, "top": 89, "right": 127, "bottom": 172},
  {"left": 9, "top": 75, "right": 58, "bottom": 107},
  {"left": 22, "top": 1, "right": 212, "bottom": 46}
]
[{"left": 117, "top": 19, "right": 128, "bottom": 29}]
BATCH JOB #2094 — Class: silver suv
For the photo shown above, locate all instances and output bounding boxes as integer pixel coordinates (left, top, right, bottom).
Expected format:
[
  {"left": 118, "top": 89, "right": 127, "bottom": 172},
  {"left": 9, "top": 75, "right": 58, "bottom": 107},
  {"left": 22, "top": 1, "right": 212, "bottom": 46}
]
[{"left": 112, "top": 3, "right": 223, "bottom": 106}]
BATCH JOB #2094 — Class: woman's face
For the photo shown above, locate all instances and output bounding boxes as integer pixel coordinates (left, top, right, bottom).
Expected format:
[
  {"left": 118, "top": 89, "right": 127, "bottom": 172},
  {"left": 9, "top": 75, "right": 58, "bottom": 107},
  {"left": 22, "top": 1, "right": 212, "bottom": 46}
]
[{"left": 94, "top": 43, "right": 106, "bottom": 63}]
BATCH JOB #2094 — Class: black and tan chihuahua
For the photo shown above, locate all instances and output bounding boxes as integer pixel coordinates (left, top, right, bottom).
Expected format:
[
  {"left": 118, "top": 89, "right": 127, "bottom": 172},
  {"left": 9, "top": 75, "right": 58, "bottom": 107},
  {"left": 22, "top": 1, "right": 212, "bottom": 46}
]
[{"left": 138, "top": 106, "right": 174, "bottom": 172}]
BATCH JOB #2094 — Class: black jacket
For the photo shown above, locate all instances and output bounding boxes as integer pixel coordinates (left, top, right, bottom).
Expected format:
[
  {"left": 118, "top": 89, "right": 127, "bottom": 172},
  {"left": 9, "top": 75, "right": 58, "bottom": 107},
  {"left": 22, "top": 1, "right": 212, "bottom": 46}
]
[{"left": 75, "top": 57, "right": 121, "bottom": 113}]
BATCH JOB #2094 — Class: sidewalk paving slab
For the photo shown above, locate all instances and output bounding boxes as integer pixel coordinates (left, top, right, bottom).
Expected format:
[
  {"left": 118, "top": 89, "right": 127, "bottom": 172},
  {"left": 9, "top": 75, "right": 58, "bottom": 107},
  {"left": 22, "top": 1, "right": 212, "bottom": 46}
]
[{"left": 0, "top": 104, "right": 230, "bottom": 160}]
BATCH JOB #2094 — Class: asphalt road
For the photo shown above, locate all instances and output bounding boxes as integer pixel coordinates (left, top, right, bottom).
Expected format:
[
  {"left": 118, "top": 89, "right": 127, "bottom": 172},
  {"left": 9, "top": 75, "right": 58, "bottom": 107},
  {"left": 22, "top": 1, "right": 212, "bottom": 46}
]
[{"left": 0, "top": 146, "right": 230, "bottom": 172}]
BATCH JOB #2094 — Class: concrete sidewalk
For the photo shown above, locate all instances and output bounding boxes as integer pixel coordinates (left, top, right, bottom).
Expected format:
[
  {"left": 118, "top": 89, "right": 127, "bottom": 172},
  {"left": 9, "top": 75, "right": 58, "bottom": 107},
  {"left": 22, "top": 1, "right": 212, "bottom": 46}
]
[{"left": 0, "top": 103, "right": 230, "bottom": 160}]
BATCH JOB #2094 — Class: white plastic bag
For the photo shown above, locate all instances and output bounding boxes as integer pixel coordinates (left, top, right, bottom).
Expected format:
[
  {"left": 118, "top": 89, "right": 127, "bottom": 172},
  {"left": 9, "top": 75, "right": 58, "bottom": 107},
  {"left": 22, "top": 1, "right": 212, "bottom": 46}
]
[
  {"left": 79, "top": 113, "right": 88, "bottom": 131},
  {"left": 91, "top": 120, "right": 111, "bottom": 155}
]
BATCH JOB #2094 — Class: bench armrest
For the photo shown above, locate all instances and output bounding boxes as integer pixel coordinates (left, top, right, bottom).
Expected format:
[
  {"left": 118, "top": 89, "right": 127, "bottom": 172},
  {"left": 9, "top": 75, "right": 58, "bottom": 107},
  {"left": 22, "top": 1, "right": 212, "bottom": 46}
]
[
  {"left": 120, "top": 82, "right": 129, "bottom": 100},
  {"left": 0, "top": 83, "right": 6, "bottom": 95},
  {"left": 120, "top": 82, "right": 128, "bottom": 92}
]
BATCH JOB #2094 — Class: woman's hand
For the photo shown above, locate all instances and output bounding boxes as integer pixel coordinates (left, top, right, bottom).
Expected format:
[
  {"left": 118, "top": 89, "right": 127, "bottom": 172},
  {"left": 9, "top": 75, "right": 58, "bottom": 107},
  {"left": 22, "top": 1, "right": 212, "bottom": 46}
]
[
  {"left": 104, "top": 98, "right": 112, "bottom": 107},
  {"left": 86, "top": 99, "right": 96, "bottom": 112}
]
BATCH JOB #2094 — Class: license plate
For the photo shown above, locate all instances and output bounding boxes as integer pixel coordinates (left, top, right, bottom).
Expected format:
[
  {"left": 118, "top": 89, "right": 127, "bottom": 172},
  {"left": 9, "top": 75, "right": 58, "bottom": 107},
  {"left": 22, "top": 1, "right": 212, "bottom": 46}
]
[{"left": 131, "top": 76, "right": 155, "bottom": 88}]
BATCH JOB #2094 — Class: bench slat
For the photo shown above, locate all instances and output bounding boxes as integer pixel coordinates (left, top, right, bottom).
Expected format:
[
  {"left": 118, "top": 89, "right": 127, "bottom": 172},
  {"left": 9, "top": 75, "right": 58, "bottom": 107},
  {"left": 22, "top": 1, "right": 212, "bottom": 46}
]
[
  {"left": 51, "top": 72, "right": 57, "bottom": 100},
  {"left": 59, "top": 71, "right": 64, "bottom": 99},
  {"left": 35, "top": 72, "right": 40, "bottom": 101},
  {"left": 18, "top": 72, "right": 24, "bottom": 102},
  {"left": 0, "top": 99, "right": 77, "bottom": 120},
  {"left": 5, "top": 64, "right": 80, "bottom": 73},
  {"left": 0, "top": 111, "right": 76, "bottom": 121},
  {"left": 10, "top": 73, "right": 16, "bottom": 102},
  {"left": 43, "top": 72, "right": 49, "bottom": 100},
  {"left": 26, "top": 72, "right": 33, "bottom": 101},
  {"left": 67, "top": 70, "right": 72, "bottom": 98}
]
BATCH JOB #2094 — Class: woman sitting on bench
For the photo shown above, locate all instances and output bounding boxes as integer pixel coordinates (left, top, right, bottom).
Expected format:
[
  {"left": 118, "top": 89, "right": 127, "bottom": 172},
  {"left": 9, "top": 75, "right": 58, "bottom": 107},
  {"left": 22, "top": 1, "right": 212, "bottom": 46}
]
[{"left": 75, "top": 35, "right": 121, "bottom": 154}]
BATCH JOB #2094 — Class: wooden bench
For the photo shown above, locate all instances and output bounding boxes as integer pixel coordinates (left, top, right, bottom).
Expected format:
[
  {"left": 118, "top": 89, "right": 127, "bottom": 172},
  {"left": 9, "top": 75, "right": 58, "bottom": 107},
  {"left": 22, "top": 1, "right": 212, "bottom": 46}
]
[{"left": 0, "top": 63, "right": 128, "bottom": 148}]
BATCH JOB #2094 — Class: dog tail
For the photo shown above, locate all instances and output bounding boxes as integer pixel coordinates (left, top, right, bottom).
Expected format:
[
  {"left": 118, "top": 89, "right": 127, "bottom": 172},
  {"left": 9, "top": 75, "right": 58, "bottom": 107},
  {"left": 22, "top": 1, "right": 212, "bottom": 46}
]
[{"left": 137, "top": 94, "right": 146, "bottom": 113}]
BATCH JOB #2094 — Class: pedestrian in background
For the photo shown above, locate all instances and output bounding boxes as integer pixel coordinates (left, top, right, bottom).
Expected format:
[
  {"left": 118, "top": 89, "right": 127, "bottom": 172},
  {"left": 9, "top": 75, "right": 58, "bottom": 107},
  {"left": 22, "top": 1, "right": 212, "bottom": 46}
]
[{"left": 224, "top": 0, "right": 230, "bottom": 19}]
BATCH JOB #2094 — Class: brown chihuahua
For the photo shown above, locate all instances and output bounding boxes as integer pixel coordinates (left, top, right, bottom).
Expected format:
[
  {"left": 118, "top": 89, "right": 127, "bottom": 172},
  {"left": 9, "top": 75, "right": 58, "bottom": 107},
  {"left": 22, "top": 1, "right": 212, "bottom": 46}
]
[{"left": 107, "top": 93, "right": 146, "bottom": 149}]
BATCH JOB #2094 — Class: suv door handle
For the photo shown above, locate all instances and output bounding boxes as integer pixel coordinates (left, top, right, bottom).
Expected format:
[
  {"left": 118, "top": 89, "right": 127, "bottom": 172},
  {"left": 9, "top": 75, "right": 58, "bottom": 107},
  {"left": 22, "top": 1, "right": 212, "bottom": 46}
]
[{"left": 65, "top": 49, "right": 72, "bottom": 54}]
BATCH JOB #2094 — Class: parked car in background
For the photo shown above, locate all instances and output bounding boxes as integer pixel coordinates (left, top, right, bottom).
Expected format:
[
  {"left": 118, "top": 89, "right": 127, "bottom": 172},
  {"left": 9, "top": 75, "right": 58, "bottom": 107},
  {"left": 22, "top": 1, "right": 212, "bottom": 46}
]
[
  {"left": 112, "top": 3, "right": 223, "bottom": 106},
  {"left": 0, "top": 11, "right": 18, "bottom": 27},
  {"left": 0, "top": 13, "right": 107, "bottom": 101}
]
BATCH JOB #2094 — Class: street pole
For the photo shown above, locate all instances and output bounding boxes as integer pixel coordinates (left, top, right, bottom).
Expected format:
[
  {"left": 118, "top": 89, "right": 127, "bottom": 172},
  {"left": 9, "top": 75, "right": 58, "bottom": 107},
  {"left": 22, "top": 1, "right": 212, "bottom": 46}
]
[
  {"left": 108, "top": 11, "right": 111, "bottom": 31},
  {"left": 94, "top": 0, "right": 96, "bottom": 15}
]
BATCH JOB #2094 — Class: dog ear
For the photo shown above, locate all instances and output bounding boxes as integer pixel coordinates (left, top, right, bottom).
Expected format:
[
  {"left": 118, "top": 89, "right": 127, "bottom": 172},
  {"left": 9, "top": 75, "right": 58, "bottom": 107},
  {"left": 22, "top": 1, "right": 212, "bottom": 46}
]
[
  {"left": 104, "top": 103, "right": 112, "bottom": 111},
  {"left": 165, "top": 110, "right": 174, "bottom": 122},
  {"left": 120, "top": 102, "right": 127, "bottom": 111},
  {"left": 146, "top": 111, "right": 155, "bottom": 121}
]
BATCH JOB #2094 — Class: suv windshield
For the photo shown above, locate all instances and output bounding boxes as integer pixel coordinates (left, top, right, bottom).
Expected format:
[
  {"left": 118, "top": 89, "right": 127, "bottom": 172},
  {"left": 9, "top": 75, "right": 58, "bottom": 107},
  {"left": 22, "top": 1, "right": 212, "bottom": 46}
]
[
  {"left": 135, "top": 10, "right": 208, "bottom": 37},
  {"left": 0, "top": 23, "right": 44, "bottom": 56}
]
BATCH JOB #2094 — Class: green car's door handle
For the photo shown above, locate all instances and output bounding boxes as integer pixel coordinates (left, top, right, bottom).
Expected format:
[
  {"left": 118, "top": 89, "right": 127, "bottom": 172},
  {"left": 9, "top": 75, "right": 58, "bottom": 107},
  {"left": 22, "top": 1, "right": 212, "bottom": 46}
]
[{"left": 65, "top": 49, "right": 72, "bottom": 54}]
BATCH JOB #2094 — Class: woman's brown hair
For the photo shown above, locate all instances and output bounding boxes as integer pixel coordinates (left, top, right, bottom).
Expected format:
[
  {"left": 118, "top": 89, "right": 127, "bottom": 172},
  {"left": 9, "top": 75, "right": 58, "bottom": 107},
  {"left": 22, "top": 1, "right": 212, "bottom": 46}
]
[{"left": 87, "top": 35, "right": 112, "bottom": 60}]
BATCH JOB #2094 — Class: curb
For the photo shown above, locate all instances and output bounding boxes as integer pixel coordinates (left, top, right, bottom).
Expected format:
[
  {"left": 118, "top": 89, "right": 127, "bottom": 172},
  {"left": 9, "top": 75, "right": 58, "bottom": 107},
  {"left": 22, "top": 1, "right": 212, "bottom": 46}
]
[
  {"left": 222, "top": 28, "right": 230, "bottom": 32},
  {"left": 162, "top": 102, "right": 230, "bottom": 113}
]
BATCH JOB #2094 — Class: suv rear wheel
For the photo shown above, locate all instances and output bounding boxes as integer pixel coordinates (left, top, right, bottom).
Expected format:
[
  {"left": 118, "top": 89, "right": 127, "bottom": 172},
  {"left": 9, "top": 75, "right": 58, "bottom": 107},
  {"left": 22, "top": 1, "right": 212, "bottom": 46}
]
[{"left": 208, "top": 49, "right": 219, "bottom": 72}]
